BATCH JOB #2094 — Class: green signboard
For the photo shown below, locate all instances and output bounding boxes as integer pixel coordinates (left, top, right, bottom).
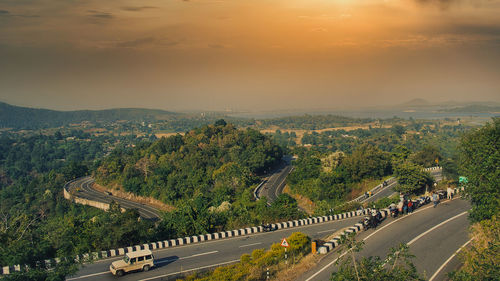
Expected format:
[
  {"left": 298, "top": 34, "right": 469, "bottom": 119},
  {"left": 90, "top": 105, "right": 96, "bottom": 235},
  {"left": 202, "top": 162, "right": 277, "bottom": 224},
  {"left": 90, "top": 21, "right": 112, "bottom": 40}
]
[{"left": 459, "top": 176, "right": 468, "bottom": 184}]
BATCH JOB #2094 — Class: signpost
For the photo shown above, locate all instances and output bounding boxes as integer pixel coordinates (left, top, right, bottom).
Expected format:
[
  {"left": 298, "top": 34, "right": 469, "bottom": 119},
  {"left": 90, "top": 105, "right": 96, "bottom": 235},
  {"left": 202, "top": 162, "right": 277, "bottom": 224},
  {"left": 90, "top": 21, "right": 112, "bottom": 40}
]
[
  {"left": 459, "top": 176, "right": 468, "bottom": 184},
  {"left": 281, "top": 238, "right": 289, "bottom": 265}
]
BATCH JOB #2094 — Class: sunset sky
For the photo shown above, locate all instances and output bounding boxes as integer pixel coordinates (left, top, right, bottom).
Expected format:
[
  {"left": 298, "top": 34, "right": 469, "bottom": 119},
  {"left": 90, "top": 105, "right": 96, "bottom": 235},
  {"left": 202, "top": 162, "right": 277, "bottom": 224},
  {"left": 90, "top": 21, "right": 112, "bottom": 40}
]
[{"left": 1, "top": 0, "right": 499, "bottom": 111}]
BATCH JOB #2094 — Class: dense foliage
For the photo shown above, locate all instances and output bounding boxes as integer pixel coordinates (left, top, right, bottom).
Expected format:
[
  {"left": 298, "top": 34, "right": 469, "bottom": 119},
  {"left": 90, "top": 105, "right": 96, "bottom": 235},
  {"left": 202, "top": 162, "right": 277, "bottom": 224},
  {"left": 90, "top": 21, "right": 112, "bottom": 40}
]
[
  {"left": 301, "top": 122, "right": 465, "bottom": 158},
  {"left": 458, "top": 118, "right": 500, "bottom": 222},
  {"left": 449, "top": 216, "right": 499, "bottom": 281},
  {"left": 258, "top": 115, "right": 373, "bottom": 130},
  {"left": 287, "top": 120, "right": 466, "bottom": 208},
  {"left": 0, "top": 131, "right": 158, "bottom": 279},
  {"left": 287, "top": 144, "right": 392, "bottom": 207},
  {"left": 393, "top": 162, "right": 434, "bottom": 193},
  {"left": 96, "top": 122, "right": 283, "bottom": 203},
  {"left": 449, "top": 118, "right": 499, "bottom": 281}
]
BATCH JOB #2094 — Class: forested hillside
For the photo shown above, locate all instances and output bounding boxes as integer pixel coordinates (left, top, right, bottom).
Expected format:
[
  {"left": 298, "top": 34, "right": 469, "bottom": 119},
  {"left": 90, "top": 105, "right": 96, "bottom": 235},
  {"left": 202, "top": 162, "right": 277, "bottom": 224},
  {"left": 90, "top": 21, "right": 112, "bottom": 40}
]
[
  {"left": 0, "top": 101, "right": 179, "bottom": 130},
  {"left": 96, "top": 120, "right": 283, "bottom": 203},
  {"left": 0, "top": 131, "right": 160, "bottom": 279},
  {"left": 286, "top": 120, "right": 469, "bottom": 213}
]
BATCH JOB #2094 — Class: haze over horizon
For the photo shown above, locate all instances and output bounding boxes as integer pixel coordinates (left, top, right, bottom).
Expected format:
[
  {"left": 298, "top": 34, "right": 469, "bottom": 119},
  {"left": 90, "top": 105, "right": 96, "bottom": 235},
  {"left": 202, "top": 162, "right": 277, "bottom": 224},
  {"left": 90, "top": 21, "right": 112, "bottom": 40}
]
[{"left": 1, "top": 0, "right": 499, "bottom": 112}]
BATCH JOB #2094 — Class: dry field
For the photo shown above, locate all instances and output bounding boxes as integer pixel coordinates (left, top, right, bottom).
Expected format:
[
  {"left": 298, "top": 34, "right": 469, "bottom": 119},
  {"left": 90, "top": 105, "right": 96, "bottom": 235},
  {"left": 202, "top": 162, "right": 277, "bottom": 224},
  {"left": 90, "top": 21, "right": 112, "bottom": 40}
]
[{"left": 260, "top": 123, "right": 393, "bottom": 144}]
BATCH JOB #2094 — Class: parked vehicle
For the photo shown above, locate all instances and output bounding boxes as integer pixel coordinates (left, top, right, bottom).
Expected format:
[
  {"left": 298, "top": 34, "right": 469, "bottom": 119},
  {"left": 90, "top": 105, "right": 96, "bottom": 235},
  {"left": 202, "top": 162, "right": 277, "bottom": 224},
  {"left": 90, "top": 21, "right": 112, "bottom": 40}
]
[
  {"left": 390, "top": 208, "right": 399, "bottom": 218},
  {"left": 360, "top": 211, "right": 383, "bottom": 229},
  {"left": 110, "top": 249, "right": 154, "bottom": 277},
  {"left": 435, "top": 190, "right": 447, "bottom": 199},
  {"left": 262, "top": 224, "right": 276, "bottom": 232},
  {"left": 104, "top": 191, "right": 112, "bottom": 196}
]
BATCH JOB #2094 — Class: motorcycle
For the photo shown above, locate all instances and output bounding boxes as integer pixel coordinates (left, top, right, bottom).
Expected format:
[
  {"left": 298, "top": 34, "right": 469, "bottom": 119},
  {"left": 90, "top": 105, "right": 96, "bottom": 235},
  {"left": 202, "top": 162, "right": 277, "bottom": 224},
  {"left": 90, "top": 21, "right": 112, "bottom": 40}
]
[
  {"left": 360, "top": 211, "right": 382, "bottom": 229},
  {"left": 360, "top": 216, "right": 374, "bottom": 229},
  {"left": 390, "top": 208, "right": 399, "bottom": 218}
]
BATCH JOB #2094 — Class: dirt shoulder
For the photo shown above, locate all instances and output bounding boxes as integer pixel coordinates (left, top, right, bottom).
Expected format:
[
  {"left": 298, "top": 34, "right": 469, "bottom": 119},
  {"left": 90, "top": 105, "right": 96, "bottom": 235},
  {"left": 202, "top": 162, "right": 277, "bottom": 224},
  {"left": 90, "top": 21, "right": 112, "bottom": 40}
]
[
  {"left": 283, "top": 185, "right": 315, "bottom": 215},
  {"left": 92, "top": 181, "right": 175, "bottom": 212}
]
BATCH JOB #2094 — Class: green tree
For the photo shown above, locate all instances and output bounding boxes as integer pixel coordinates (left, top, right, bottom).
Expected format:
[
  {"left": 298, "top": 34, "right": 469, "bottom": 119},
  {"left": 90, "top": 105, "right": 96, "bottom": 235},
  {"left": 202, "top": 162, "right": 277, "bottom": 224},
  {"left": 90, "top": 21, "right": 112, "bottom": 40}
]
[
  {"left": 214, "top": 119, "right": 227, "bottom": 127},
  {"left": 449, "top": 216, "right": 499, "bottom": 281},
  {"left": 343, "top": 144, "right": 392, "bottom": 182},
  {"left": 459, "top": 118, "right": 500, "bottom": 222},
  {"left": 412, "top": 145, "right": 442, "bottom": 168},
  {"left": 394, "top": 162, "right": 433, "bottom": 193},
  {"left": 391, "top": 125, "right": 406, "bottom": 137}
]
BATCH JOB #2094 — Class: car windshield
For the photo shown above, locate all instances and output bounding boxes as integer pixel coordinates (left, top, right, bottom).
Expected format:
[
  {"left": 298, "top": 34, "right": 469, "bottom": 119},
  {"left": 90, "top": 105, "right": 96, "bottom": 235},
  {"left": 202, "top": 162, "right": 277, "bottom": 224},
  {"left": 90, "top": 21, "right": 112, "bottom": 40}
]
[{"left": 123, "top": 256, "right": 130, "bottom": 263}]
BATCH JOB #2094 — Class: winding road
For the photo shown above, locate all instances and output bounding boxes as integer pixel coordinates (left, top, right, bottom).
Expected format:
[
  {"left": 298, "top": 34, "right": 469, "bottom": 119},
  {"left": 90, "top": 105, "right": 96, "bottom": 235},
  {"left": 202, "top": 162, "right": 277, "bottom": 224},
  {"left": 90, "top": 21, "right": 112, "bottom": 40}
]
[
  {"left": 256, "top": 155, "right": 294, "bottom": 203},
  {"left": 361, "top": 167, "right": 444, "bottom": 204},
  {"left": 301, "top": 197, "right": 470, "bottom": 281},
  {"left": 67, "top": 213, "right": 365, "bottom": 281},
  {"left": 67, "top": 176, "right": 162, "bottom": 219}
]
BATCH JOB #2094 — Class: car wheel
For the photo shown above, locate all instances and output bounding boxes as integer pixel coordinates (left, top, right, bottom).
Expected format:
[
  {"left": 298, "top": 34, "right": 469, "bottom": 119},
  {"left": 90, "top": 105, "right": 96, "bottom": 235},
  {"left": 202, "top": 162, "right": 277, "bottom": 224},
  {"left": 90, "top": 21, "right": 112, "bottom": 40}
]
[
  {"left": 116, "top": 270, "right": 124, "bottom": 277},
  {"left": 143, "top": 265, "right": 150, "bottom": 272}
]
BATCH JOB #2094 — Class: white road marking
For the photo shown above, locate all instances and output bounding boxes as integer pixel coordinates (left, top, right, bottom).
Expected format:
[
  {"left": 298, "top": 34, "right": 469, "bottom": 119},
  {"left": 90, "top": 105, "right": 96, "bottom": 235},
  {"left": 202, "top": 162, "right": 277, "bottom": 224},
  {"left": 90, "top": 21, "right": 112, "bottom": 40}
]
[
  {"left": 80, "top": 213, "right": 363, "bottom": 266},
  {"left": 180, "top": 250, "right": 218, "bottom": 259},
  {"left": 304, "top": 251, "right": 348, "bottom": 281},
  {"left": 239, "top": 242, "right": 262, "bottom": 248},
  {"left": 317, "top": 229, "right": 336, "bottom": 234},
  {"left": 66, "top": 271, "right": 108, "bottom": 280},
  {"left": 363, "top": 196, "right": 462, "bottom": 241},
  {"left": 67, "top": 251, "right": 219, "bottom": 280},
  {"left": 428, "top": 239, "right": 473, "bottom": 281},
  {"left": 305, "top": 198, "right": 465, "bottom": 281},
  {"left": 407, "top": 211, "right": 467, "bottom": 246},
  {"left": 274, "top": 166, "right": 292, "bottom": 198},
  {"left": 138, "top": 259, "right": 241, "bottom": 281}
]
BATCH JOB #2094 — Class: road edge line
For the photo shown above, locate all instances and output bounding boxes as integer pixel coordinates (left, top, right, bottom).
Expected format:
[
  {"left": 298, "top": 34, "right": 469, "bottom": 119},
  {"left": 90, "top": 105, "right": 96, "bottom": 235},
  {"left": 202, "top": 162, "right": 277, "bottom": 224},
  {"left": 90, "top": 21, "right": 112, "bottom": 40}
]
[{"left": 428, "top": 238, "right": 473, "bottom": 281}]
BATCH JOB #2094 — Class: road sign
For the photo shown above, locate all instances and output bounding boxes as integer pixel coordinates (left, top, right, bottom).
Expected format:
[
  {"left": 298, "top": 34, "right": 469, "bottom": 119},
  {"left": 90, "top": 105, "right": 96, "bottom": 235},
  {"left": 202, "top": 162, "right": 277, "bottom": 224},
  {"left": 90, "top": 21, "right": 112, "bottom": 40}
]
[
  {"left": 459, "top": 176, "right": 468, "bottom": 184},
  {"left": 280, "top": 238, "right": 290, "bottom": 248}
]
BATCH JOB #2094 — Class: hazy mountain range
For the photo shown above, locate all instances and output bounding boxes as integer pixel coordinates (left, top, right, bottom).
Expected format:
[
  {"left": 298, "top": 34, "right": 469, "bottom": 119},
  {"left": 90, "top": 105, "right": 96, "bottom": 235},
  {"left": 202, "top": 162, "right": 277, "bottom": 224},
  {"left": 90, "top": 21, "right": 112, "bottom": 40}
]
[{"left": 1, "top": 100, "right": 498, "bottom": 130}]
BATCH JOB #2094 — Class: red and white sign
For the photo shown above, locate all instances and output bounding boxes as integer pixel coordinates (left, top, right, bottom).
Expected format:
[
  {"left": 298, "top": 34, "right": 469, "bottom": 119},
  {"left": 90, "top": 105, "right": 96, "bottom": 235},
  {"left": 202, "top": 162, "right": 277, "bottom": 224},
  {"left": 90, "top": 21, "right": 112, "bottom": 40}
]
[{"left": 280, "top": 238, "right": 289, "bottom": 248}]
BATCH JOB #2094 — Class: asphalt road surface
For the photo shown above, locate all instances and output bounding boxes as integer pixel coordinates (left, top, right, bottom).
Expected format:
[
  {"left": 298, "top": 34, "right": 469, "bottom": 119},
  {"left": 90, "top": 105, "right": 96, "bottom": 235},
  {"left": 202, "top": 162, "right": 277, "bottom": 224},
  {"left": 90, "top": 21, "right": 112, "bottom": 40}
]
[
  {"left": 67, "top": 176, "right": 162, "bottom": 219},
  {"left": 257, "top": 156, "right": 294, "bottom": 203},
  {"left": 301, "top": 197, "right": 471, "bottom": 281},
  {"left": 361, "top": 168, "right": 443, "bottom": 204},
  {"left": 66, "top": 215, "right": 364, "bottom": 281}
]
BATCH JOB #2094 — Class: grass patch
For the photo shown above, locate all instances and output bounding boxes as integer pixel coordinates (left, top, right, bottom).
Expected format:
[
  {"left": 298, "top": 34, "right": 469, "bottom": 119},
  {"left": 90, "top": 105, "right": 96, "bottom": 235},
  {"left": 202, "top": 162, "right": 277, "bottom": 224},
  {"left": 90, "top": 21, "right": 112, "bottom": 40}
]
[
  {"left": 347, "top": 176, "right": 393, "bottom": 201},
  {"left": 283, "top": 185, "right": 315, "bottom": 215}
]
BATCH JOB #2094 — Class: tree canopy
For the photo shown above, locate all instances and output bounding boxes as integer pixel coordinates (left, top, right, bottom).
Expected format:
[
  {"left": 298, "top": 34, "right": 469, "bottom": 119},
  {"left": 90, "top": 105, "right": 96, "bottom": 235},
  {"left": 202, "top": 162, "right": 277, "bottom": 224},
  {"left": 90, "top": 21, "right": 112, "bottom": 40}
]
[{"left": 459, "top": 118, "right": 499, "bottom": 222}]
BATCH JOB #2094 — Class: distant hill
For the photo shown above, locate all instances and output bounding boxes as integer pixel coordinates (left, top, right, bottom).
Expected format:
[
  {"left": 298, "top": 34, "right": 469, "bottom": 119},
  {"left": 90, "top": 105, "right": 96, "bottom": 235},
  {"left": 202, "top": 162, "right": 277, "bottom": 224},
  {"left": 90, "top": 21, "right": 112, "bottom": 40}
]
[
  {"left": 399, "top": 98, "right": 431, "bottom": 108},
  {"left": 440, "top": 105, "right": 500, "bottom": 113},
  {"left": 0, "top": 102, "right": 179, "bottom": 129}
]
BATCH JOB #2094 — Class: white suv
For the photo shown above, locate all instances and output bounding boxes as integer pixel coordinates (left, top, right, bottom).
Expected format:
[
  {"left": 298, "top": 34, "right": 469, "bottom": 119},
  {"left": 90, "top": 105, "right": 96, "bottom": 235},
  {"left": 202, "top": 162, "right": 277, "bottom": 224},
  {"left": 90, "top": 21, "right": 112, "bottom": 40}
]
[{"left": 110, "top": 249, "right": 154, "bottom": 276}]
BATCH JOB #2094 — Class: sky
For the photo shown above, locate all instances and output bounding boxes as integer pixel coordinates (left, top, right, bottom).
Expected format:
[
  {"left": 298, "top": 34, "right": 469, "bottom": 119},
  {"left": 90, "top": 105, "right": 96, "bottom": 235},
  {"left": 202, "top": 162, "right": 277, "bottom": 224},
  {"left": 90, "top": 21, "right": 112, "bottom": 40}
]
[{"left": 0, "top": 0, "right": 499, "bottom": 112}]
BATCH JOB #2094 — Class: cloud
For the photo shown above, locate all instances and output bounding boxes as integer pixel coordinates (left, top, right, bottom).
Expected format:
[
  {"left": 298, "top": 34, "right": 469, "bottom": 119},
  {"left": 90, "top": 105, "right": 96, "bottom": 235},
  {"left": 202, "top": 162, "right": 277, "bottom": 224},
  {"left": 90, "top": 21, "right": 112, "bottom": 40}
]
[
  {"left": 447, "top": 24, "right": 500, "bottom": 36},
  {"left": 208, "top": 43, "right": 225, "bottom": 49},
  {"left": 312, "top": 28, "right": 328, "bottom": 32},
  {"left": 115, "top": 37, "right": 156, "bottom": 48},
  {"left": 121, "top": 6, "right": 157, "bottom": 12},
  {"left": 112, "top": 37, "right": 179, "bottom": 49},
  {"left": 87, "top": 10, "right": 113, "bottom": 19},
  {"left": 413, "top": 0, "right": 459, "bottom": 9},
  {"left": 0, "top": 9, "right": 39, "bottom": 18}
]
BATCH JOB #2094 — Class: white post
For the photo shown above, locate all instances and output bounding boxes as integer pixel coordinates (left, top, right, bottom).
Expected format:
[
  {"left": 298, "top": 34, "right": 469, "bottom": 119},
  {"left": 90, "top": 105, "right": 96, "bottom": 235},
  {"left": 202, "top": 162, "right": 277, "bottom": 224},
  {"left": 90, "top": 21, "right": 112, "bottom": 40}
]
[{"left": 285, "top": 247, "right": 287, "bottom": 265}]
